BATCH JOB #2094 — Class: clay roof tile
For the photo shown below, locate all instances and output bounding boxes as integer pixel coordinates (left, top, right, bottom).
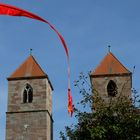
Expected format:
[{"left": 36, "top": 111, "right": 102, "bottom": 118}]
[
  {"left": 91, "top": 52, "right": 131, "bottom": 76},
  {"left": 8, "top": 55, "right": 47, "bottom": 78}
]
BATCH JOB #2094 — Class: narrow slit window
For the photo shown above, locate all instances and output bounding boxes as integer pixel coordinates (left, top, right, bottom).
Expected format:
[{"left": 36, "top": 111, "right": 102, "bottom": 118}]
[{"left": 107, "top": 80, "right": 117, "bottom": 97}]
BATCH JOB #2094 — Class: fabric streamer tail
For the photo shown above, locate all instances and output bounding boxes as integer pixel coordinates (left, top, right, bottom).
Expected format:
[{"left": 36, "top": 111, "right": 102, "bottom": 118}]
[
  {"left": 68, "top": 56, "right": 74, "bottom": 116},
  {"left": 0, "top": 2, "right": 73, "bottom": 116},
  {"left": 68, "top": 89, "right": 73, "bottom": 117}
]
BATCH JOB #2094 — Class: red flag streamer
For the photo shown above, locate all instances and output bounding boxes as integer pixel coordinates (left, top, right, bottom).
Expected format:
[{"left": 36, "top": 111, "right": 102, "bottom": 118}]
[
  {"left": 68, "top": 89, "right": 73, "bottom": 117},
  {"left": 0, "top": 3, "right": 73, "bottom": 116},
  {"left": 68, "top": 57, "right": 74, "bottom": 117}
]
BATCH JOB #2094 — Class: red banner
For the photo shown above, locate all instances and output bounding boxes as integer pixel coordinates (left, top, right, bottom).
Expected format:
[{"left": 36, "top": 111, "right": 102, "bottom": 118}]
[{"left": 0, "top": 2, "right": 73, "bottom": 116}]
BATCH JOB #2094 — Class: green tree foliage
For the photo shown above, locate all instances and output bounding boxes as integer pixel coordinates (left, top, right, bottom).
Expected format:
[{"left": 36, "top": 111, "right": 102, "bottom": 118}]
[{"left": 60, "top": 73, "right": 140, "bottom": 140}]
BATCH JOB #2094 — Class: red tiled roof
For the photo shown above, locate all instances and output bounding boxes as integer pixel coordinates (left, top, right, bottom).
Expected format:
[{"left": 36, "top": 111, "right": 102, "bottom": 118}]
[
  {"left": 91, "top": 52, "right": 131, "bottom": 76},
  {"left": 9, "top": 55, "right": 47, "bottom": 79}
]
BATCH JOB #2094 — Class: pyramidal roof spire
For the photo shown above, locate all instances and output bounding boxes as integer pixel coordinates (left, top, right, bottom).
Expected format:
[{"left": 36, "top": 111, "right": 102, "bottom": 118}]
[
  {"left": 91, "top": 51, "right": 131, "bottom": 77},
  {"left": 8, "top": 55, "right": 48, "bottom": 80}
]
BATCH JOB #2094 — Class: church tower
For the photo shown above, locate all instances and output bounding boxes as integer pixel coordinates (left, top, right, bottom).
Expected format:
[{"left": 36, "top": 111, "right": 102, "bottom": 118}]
[
  {"left": 6, "top": 55, "right": 53, "bottom": 140},
  {"left": 90, "top": 51, "right": 132, "bottom": 103}
]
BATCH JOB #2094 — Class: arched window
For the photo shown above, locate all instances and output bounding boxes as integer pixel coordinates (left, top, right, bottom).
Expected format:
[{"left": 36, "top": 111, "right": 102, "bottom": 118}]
[
  {"left": 23, "top": 90, "right": 27, "bottom": 103},
  {"left": 28, "top": 88, "right": 33, "bottom": 103},
  {"left": 107, "top": 80, "right": 117, "bottom": 97},
  {"left": 23, "top": 84, "right": 33, "bottom": 103}
]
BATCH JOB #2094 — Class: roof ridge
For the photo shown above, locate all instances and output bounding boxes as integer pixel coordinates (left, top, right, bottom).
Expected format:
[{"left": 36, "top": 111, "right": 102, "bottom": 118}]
[
  {"left": 109, "top": 52, "right": 131, "bottom": 73},
  {"left": 30, "top": 55, "right": 47, "bottom": 76},
  {"left": 9, "top": 56, "right": 30, "bottom": 78}
]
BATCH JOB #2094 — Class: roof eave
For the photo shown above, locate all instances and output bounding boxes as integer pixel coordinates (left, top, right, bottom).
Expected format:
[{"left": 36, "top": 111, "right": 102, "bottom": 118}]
[
  {"left": 7, "top": 75, "right": 54, "bottom": 91},
  {"left": 90, "top": 72, "right": 132, "bottom": 78}
]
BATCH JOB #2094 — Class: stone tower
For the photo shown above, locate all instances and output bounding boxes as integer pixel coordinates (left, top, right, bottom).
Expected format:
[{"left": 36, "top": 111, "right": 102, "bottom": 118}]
[
  {"left": 6, "top": 55, "right": 53, "bottom": 140},
  {"left": 90, "top": 51, "right": 132, "bottom": 103}
]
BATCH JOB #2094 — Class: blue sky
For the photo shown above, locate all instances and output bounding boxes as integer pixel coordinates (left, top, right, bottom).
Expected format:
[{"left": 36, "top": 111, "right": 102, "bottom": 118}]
[{"left": 0, "top": 0, "right": 140, "bottom": 139}]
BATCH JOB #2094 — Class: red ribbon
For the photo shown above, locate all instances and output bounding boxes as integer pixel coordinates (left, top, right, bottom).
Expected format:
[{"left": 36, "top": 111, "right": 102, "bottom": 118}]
[{"left": 0, "top": 3, "right": 73, "bottom": 116}]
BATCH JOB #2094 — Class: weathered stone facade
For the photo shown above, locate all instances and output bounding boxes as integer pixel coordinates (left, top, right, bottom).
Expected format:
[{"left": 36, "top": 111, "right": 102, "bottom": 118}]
[
  {"left": 91, "top": 74, "right": 132, "bottom": 102},
  {"left": 6, "top": 111, "right": 50, "bottom": 140},
  {"left": 6, "top": 78, "right": 53, "bottom": 140}
]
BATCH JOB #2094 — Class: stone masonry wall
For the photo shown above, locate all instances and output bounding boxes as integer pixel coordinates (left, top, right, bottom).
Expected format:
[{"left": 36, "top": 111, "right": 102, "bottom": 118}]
[
  {"left": 6, "top": 78, "right": 53, "bottom": 140},
  {"left": 7, "top": 78, "right": 52, "bottom": 114},
  {"left": 91, "top": 75, "right": 132, "bottom": 102},
  {"left": 6, "top": 112, "right": 49, "bottom": 140}
]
